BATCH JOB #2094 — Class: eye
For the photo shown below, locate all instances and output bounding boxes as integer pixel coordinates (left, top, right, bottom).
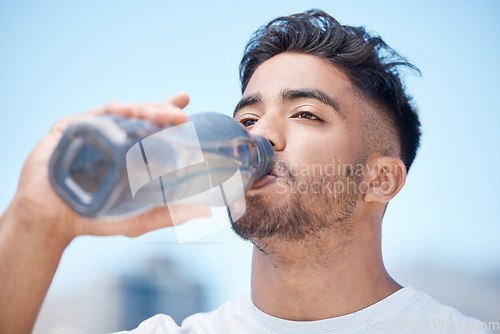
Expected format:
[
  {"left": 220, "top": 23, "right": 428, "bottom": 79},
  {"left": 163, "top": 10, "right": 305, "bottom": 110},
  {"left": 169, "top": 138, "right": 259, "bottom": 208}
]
[
  {"left": 239, "top": 116, "right": 258, "bottom": 127},
  {"left": 292, "top": 111, "right": 323, "bottom": 122}
]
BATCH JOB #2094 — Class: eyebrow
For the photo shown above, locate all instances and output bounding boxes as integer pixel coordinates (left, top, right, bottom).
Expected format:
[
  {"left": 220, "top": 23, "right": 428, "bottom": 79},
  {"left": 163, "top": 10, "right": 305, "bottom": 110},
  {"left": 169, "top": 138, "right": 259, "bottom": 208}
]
[
  {"left": 233, "top": 94, "right": 262, "bottom": 117},
  {"left": 233, "top": 88, "right": 343, "bottom": 117},
  {"left": 281, "top": 88, "right": 342, "bottom": 116}
]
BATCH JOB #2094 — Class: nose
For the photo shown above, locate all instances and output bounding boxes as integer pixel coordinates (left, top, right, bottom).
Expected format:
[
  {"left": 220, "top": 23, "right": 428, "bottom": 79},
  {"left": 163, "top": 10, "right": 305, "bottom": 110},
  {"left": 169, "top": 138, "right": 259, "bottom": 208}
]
[{"left": 249, "top": 114, "right": 286, "bottom": 151}]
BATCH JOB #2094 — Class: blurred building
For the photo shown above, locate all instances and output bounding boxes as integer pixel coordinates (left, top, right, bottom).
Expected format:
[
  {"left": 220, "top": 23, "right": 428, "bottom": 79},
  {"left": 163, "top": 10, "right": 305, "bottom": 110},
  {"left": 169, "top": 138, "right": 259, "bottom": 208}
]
[{"left": 33, "top": 257, "right": 206, "bottom": 334}]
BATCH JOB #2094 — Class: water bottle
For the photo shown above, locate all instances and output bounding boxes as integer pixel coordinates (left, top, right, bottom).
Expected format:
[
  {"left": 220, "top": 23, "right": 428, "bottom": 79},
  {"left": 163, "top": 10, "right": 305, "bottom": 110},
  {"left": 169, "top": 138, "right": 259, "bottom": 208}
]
[{"left": 48, "top": 112, "right": 274, "bottom": 218}]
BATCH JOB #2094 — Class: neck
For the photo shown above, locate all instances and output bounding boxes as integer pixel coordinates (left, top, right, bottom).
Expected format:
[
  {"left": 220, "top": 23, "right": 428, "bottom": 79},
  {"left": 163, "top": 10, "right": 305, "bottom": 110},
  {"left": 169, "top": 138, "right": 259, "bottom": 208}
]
[{"left": 250, "top": 221, "right": 401, "bottom": 321}]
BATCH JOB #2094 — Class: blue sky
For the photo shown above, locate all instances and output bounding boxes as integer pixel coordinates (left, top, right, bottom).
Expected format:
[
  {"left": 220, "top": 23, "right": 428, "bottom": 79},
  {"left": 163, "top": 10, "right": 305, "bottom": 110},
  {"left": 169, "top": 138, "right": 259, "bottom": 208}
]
[{"left": 1, "top": 0, "right": 499, "bottom": 311}]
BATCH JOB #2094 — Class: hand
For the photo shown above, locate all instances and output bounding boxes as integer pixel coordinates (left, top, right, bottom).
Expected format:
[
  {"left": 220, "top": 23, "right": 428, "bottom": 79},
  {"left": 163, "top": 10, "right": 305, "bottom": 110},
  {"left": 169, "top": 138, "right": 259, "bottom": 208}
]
[
  {"left": 0, "top": 92, "right": 213, "bottom": 334},
  {"left": 9, "top": 92, "right": 212, "bottom": 244}
]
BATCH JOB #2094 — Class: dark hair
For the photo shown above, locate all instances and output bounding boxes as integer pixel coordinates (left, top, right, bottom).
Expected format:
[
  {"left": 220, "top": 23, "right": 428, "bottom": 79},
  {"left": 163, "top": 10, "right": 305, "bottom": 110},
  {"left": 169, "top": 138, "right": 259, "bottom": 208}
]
[{"left": 239, "top": 9, "right": 421, "bottom": 171}]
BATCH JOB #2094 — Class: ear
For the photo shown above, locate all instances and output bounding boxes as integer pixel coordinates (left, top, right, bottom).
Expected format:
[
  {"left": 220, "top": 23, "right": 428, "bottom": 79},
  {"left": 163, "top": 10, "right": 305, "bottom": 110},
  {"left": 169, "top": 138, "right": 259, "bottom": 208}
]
[{"left": 363, "top": 156, "right": 407, "bottom": 204}]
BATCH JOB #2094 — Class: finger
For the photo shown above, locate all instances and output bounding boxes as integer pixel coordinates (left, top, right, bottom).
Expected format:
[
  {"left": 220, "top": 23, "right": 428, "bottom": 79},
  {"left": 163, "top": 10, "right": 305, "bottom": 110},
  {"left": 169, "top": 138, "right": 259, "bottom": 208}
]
[
  {"left": 100, "top": 101, "right": 188, "bottom": 127},
  {"left": 46, "top": 114, "right": 86, "bottom": 139},
  {"left": 161, "top": 92, "right": 190, "bottom": 109},
  {"left": 47, "top": 104, "right": 113, "bottom": 138},
  {"left": 146, "top": 104, "right": 189, "bottom": 126}
]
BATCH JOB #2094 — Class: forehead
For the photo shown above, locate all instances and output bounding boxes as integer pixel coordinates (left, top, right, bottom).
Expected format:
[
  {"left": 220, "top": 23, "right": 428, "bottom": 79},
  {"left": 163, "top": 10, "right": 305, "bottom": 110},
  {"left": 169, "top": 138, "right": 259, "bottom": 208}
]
[
  {"left": 242, "top": 53, "right": 369, "bottom": 129},
  {"left": 243, "top": 53, "right": 353, "bottom": 101}
]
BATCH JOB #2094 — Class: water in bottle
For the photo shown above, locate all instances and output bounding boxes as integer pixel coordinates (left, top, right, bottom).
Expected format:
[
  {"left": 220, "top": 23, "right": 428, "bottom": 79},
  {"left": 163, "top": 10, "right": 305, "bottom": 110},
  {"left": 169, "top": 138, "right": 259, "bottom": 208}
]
[{"left": 49, "top": 112, "right": 274, "bottom": 218}]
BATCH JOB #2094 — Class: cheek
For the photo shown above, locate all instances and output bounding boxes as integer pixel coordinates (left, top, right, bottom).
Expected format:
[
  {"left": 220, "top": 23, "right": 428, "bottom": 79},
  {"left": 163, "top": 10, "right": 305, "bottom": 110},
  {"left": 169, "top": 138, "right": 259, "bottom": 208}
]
[
  {"left": 283, "top": 135, "right": 334, "bottom": 179},
  {"left": 285, "top": 129, "right": 355, "bottom": 167}
]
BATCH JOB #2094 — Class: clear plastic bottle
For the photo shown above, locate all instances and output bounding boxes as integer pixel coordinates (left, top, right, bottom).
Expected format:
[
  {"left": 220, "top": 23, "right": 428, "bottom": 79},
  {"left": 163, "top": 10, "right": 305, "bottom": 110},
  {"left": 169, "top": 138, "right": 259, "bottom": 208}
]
[{"left": 48, "top": 112, "right": 274, "bottom": 218}]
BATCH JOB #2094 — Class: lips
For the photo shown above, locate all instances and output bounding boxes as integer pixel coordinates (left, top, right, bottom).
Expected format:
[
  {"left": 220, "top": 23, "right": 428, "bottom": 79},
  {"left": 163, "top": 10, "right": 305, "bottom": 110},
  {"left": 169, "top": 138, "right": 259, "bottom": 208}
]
[{"left": 250, "top": 174, "right": 278, "bottom": 190}]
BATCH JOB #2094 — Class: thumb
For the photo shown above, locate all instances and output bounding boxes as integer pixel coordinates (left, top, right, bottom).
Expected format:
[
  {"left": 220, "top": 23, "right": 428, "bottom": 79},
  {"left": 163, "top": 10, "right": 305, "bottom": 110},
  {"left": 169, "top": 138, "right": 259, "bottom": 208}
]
[{"left": 164, "top": 92, "right": 190, "bottom": 109}]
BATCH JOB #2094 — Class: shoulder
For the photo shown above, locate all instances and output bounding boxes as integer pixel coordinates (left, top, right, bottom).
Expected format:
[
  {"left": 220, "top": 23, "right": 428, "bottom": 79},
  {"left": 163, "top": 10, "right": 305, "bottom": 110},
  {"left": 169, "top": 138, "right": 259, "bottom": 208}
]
[
  {"left": 113, "top": 294, "right": 253, "bottom": 334},
  {"left": 111, "top": 313, "right": 184, "bottom": 334},
  {"left": 373, "top": 287, "right": 493, "bottom": 333},
  {"left": 181, "top": 294, "right": 254, "bottom": 331}
]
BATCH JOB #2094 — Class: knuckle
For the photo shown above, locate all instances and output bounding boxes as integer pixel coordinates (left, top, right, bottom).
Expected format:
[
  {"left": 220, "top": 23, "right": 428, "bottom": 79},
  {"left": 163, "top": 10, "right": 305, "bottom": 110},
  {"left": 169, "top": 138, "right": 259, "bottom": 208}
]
[
  {"left": 158, "top": 100, "right": 177, "bottom": 110},
  {"left": 50, "top": 116, "right": 71, "bottom": 133},
  {"left": 132, "top": 105, "right": 144, "bottom": 117},
  {"left": 104, "top": 101, "right": 122, "bottom": 110}
]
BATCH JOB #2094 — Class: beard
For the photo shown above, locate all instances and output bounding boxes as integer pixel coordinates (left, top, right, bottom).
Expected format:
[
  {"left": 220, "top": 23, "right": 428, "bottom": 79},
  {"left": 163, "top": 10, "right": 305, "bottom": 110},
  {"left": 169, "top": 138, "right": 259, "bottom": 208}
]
[{"left": 228, "top": 159, "right": 364, "bottom": 245}]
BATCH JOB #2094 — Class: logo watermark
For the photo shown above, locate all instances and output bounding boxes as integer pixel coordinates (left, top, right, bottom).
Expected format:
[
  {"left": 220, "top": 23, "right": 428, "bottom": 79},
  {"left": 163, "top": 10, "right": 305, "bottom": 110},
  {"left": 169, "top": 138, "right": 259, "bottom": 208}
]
[
  {"left": 273, "top": 159, "right": 400, "bottom": 196},
  {"left": 366, "top": 318, "right": 499, "bottom": 332},
  {"left": 125, "top": 121, "right": 245, "bottom": 243}
]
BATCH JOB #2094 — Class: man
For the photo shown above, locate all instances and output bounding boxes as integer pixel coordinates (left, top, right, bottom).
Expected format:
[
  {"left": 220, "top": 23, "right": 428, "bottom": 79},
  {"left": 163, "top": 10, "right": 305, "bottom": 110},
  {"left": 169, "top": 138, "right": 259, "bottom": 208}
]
[{"left": 0, "top": 9, "right": 491, "bottom": 334}]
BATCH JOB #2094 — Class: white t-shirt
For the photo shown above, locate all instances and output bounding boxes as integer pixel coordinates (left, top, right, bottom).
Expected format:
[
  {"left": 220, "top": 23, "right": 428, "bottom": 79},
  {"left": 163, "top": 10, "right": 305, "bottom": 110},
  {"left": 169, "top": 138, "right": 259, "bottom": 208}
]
[{"left": 115, "top": 287, "right": 492, "bottom": 333}]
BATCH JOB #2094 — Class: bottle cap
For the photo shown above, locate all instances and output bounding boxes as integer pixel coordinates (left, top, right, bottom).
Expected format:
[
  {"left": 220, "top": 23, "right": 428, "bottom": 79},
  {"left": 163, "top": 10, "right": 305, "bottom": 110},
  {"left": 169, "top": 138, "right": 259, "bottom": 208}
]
[{"left": 252, "top": 134, "right": 275, "bottom": 180}]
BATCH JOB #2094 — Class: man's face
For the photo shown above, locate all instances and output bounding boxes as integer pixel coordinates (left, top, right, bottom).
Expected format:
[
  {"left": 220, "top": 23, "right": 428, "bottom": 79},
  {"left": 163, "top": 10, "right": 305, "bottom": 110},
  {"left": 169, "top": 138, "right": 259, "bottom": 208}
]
[{"left": 230, "top": 53, "right": 369, "bottom": 244}]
